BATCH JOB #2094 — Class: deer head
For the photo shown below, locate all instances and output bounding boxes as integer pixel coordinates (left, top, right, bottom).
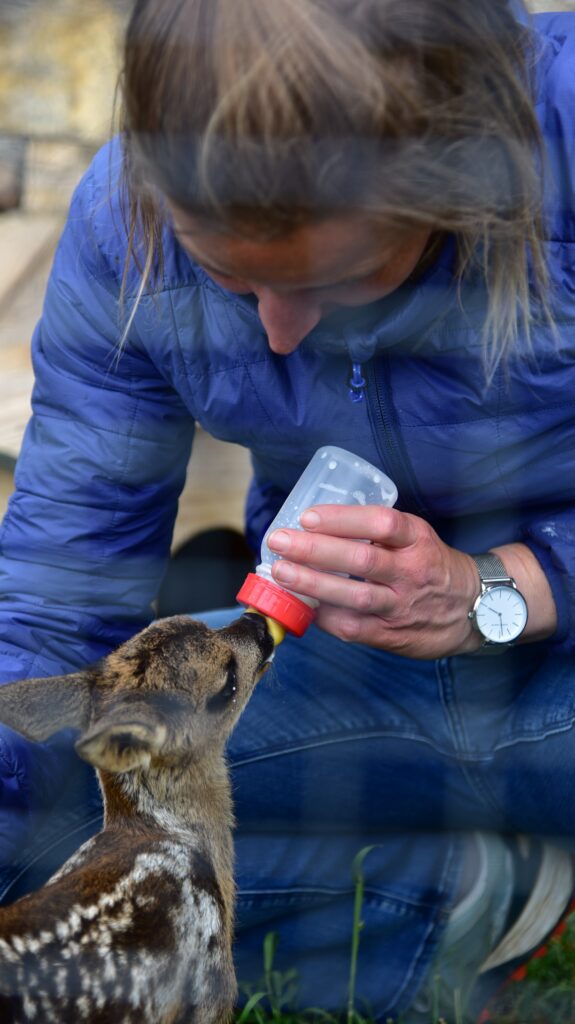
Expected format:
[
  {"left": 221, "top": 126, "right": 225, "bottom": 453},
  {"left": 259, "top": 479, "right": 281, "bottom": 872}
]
[{"left": 0, "top": 613, "right": 274, "bottom": 774}]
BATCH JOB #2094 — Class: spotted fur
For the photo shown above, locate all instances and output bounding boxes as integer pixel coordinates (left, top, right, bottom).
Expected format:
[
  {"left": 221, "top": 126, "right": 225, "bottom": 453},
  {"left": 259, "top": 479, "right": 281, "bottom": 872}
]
[{"left": 0, "top": 613, "right": 273, "bottom": 1023}]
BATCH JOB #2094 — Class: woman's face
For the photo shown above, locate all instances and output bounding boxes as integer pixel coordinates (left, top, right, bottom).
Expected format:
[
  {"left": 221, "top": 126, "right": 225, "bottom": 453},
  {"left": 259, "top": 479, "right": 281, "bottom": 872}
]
[{"left": 169, "top": 205, "right": 432, "bottom": 355}]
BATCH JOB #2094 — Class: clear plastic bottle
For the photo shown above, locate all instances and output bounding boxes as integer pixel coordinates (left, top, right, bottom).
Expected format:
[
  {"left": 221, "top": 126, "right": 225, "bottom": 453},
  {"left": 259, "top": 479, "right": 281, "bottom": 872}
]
[{"left": 237, "top": 446, "right": 397, "bottom": 642}]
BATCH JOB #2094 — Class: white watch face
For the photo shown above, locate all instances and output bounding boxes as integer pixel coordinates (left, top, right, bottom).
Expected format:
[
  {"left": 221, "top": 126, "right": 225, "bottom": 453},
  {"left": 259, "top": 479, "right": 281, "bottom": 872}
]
[{"left": 475, "top": 585, "right": 528, "bottom": 643}]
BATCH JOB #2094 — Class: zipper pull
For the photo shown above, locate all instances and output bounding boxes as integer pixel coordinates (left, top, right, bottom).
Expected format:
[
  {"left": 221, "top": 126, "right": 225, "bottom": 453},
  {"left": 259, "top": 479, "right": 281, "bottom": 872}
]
[{"left": 348, "top": 361, "right": 366, "bottom": 403}]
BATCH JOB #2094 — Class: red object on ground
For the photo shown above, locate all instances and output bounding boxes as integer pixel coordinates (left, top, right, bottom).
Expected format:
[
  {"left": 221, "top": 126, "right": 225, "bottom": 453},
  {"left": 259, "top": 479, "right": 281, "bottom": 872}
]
[{"left": 237, "top": 573, "right": 316, "bottom": 637}]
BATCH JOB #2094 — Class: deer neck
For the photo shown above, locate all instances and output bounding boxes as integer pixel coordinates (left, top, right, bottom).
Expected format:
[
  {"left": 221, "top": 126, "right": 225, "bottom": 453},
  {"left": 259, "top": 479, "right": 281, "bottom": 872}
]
[
  {"left": 100, "top": 755, "right": 234, "bottom": 837},
  {"left": 89, "top": 760, "right": 236, "bottom": 948}
]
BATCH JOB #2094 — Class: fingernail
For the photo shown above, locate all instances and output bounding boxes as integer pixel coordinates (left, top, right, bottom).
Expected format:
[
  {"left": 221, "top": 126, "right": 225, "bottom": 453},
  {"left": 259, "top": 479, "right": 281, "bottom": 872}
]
[
  {"left": 274, "top": 562, "right": 296, "bottom": 585},
  {"left": 300, "top": 510, "right": 320, "bottom": 528},
  {"left": 268, "top": 529, "right": 290, "bottom": 552}
]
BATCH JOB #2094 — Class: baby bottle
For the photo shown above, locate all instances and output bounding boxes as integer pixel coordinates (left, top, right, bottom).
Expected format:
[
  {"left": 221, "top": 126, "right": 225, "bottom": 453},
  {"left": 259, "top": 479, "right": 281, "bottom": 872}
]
[{"left": 237, "top": 446, "right": 398, "bottom": 644}]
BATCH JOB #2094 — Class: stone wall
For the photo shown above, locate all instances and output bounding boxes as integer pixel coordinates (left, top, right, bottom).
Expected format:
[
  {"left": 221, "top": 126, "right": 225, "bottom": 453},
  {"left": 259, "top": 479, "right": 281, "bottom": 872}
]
[
  {"left": 0, "top": 0, "right": 129, "bottom": 213},
  {"left": 0, "top": 0, "right": 573, "bottom": 214},
  {"left": 1, "top": 0, "right": 572, "bottom": 143},
  {"left": 0, "top": 0, "right": 128, "bottom": 143}
]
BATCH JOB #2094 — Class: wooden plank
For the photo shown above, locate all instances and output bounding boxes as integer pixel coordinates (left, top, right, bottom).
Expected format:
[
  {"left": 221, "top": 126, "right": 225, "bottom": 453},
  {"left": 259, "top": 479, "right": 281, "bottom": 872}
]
[
  {"left": 22, "top": 140, "right": 92, "bottom": 214},
  {"left": 0, "top": 366, "right": 33, "bottom": 465},
  {"left": 0, "top": 225, "right": 54, "bottom": 463},
  {"left": 0, "top": 211, "right": 61, "bottom": 313}
]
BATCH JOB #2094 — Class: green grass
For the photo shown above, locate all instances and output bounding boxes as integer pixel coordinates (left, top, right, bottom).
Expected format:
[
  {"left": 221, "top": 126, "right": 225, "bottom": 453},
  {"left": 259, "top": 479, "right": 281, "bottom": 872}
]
[
  {"left": 235, "top": 928, "right": 381, "bottom": 1023},
  {"left": 235, "top": 847, "right": 383, "bottom": 1024},
  {"left": 234, "top": 846, "right": 575, "bottom": 1024}
]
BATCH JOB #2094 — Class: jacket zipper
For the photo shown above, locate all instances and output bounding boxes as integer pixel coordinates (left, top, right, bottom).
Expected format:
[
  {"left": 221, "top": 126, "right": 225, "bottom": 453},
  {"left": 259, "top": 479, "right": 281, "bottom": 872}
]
[{"left": 366, "top": 356, "right": 429, "bottom": 517}]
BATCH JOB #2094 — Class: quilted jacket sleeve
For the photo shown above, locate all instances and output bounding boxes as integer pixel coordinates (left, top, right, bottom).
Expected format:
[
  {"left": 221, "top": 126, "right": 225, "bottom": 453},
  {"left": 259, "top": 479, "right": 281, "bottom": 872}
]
[
  {"left": 519, "top": 13, "right": 575, "bottom": 653},
  {"left": 0, "top": 159, "right": 195, "bottom": 684},
  {"left": 0, "top": 153, "right": 194, "bottom": 867}
]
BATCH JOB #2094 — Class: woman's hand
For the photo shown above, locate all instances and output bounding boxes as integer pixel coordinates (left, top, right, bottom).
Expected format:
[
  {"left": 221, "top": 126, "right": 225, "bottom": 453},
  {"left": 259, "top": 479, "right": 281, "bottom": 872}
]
[
  {"left": 267, "top": 504, "right": 480, "bottom": 658},
  {"left": 268, "top": 506, "right": 558, "bottom": 657}
]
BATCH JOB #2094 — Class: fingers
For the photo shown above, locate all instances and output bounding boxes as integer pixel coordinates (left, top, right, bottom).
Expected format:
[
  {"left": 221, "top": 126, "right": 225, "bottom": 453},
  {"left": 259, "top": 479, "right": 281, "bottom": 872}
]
[
  {"left": 314, "top": 606, "right": 389, "bottom": 646},
  {"left": 272, "top": 557, "right": 395, "bottom": 614},
  {"left": 269, "top": 528, "right": 392, "bottom": 580},
  {"left": 299, "top": 505, "right": 417, "bottom": 548},
  {"left": 266, "top": 506, "right": 482, "bottom": 658},
  {"left": 314, "top": 605, "right": 435, "bottom": 656},
  {"left": 267, "top": 507, "right": 419, "bottom": 582}
]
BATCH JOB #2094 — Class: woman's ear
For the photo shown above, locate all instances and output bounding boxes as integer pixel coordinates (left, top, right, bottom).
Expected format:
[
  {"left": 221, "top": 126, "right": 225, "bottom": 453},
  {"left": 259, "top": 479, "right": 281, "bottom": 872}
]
[{"left": 0, "top": 671, "right": 93, "bottom": 742}]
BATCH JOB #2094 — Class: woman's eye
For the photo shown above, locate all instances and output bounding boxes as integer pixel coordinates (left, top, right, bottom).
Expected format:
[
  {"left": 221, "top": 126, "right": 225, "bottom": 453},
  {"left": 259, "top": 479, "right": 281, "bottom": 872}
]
[{"left": 206, "top": 663, "right": 238, "bottom": 714}]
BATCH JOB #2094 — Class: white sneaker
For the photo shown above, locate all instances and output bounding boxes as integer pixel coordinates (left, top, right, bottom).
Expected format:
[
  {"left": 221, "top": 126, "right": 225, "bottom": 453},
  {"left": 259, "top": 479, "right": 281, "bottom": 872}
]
[
  {"left": 405, "top": 833, "right": 573, "bottom": 1023},
  {"left": 479, "top": 837, "right": 573, "bottom": 973}
]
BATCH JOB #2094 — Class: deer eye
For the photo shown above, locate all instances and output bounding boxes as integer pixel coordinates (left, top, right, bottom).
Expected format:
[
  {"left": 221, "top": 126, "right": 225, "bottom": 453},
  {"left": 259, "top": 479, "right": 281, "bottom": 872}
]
[{"left": 206, "top": 660, "right": 238, "bottom": 714}]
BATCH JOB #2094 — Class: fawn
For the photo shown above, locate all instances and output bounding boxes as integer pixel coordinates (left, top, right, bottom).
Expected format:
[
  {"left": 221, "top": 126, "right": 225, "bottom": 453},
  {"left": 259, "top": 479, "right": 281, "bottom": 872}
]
[{"left": 0, "top": 611, "right": 274, "bottom": 1024}]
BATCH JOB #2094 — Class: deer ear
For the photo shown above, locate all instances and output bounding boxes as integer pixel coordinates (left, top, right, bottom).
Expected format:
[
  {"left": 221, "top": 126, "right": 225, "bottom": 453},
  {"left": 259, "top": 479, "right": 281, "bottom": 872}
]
[
  {"left": 76, "top": 719, "right": 168, "bottom": 772},
  {"left": 0, "top": 672, "right": 93, "bottom": 742}
]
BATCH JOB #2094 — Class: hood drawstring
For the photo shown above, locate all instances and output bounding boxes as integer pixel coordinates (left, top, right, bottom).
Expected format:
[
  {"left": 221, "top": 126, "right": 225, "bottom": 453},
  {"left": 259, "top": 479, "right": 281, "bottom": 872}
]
[{"left": 348, "top": 361, "right": 366, "bottom": 403}]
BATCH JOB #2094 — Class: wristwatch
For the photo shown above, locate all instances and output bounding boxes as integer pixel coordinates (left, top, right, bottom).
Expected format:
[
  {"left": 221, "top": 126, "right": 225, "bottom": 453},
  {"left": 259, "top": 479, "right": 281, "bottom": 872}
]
[{"left": 468, "top": 552, "right": 528, "bottom": 650}]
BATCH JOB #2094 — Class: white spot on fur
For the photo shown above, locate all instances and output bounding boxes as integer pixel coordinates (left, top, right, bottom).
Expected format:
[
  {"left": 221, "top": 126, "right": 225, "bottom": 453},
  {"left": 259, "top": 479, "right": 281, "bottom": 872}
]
[
  {"left": 77, "top": 995, "right": 91, "bottom": 1018},
  {"left": 22, "top": 994, "right": 38, "bottom": 1019},
  {"left": 55, "top": 966, "right": 68, "bottom": 999}
]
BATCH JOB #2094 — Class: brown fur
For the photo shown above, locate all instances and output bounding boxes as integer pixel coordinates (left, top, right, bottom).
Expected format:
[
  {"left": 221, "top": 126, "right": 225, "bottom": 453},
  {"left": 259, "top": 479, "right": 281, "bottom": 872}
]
[{"left": 0, "top": 613, "right": 273, "bottom": 1024}]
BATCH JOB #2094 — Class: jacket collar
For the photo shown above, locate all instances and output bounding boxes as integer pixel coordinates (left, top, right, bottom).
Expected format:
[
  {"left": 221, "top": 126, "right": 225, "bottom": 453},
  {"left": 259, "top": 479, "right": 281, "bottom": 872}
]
[{"left": 301, "top": 233, "right": 462, "bottom": 361}]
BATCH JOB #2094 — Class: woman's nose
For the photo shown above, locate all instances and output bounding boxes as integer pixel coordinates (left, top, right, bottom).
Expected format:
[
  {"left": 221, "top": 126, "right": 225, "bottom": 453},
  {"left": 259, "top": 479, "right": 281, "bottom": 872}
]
[{"left": 255, "top": 288, "right": 323, "bottom": 355}]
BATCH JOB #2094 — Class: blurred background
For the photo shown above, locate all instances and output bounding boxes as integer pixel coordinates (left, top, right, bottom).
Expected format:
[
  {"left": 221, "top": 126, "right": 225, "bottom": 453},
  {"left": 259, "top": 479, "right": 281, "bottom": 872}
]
[
  {"left": 0, "top": 0, "right": 251, "bottom": 550},
  {"left": 0, "top": 0, "right": 572, "bottom": 538}
]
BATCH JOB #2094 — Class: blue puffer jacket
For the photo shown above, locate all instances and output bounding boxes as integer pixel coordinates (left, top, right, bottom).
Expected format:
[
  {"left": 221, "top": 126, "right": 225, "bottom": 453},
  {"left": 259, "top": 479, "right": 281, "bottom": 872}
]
[{"left": 0, "top": 11, "right": 574, "bottom": 869}]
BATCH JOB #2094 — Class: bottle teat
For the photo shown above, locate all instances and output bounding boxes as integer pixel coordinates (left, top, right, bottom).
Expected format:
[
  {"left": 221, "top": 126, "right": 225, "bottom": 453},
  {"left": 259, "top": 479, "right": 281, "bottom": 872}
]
[{"left": 245, "top": 606, "right": 286, "bottom": 647}]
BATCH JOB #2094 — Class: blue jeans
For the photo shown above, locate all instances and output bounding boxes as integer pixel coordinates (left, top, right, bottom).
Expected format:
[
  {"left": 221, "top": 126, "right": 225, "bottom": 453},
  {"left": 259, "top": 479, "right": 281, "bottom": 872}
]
[{"left": 1, "top": 611, "right": 574, "bottom": 1021}]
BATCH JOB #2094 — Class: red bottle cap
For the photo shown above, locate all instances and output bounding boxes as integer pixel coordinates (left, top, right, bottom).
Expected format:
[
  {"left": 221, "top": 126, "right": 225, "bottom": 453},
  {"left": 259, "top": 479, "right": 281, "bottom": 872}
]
[{"left": 236, "top": 573, "right": 316, "bottom": 637}]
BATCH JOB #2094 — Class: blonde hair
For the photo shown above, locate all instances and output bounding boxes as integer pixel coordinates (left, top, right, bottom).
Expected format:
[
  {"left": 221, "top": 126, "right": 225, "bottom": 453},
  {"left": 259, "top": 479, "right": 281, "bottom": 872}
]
[{"left": 119, "top": 0, "right": 550, "bottom": 374}]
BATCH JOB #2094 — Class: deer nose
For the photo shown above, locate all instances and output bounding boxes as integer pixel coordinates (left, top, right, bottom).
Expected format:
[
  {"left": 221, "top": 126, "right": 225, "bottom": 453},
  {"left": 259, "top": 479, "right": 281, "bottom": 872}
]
[{"left": 239, "top": 612, "right": 275, "bottom": 660}]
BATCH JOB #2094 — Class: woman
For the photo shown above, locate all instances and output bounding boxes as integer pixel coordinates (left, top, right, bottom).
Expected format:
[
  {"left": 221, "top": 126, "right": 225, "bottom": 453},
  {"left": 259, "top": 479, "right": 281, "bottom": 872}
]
[{"left": 0, "top": 0, "right": 574, "bottom": 1018}]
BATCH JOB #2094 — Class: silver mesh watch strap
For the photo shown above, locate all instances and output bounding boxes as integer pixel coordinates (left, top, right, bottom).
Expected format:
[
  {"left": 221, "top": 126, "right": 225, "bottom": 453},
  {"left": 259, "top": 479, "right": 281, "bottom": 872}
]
[
  {"left": 471, "top": 552, "right": 518, "bottom": 653},
  {"left": 473, "top": 552, "right": 513, "bottom": 586}
]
